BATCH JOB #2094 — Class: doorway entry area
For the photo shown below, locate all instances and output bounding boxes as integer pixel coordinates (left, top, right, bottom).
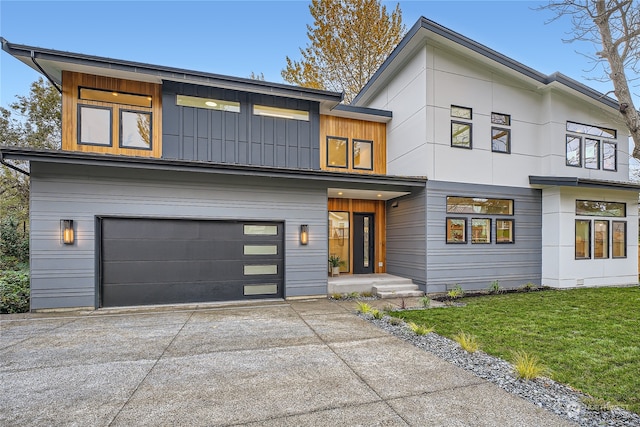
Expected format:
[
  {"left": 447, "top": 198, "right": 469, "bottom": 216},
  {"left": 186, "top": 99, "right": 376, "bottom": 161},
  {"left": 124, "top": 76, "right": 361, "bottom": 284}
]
[{"left": 328, "top": 198, "right": 385, "bottom": 275}]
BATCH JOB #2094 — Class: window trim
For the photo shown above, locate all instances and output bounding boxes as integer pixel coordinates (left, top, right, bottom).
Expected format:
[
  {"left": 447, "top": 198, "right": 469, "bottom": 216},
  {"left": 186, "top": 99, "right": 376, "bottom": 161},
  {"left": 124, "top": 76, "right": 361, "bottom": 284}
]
[
  {"left": 612, "top": 221, "right": 627, "bottom": 258},
  {"left": 491, "top": 127, "right": 511, "bottom": 154},
  {"left": 575, "top": 200, "right": 626, "bottom": 218},
  {"left": 451, "top": 105, "right": 472, "bottom": 119},
  {"left": 471, "top": 218, "right": 491, "bottom": 244},
  {"left": 446, "top": 196, "right": 514, "bottom": 216},
  {"left": 584, "top": 138, "right": 600, "bottom": 170},
  {"left": 575, "top": 219, "right": 591, "bottom": 260},
  {"left": 326, "top": 136, "right": 349, "bottom": 169},
  {"left": 352, "top": 139, "right": 373, "bottom": 170},
  {"left": 451, "top": 121, "right": 473, "bottom": 149},
  {"left": 491, "top": 112, "right": 511, "bottom": 126},
  {"left": 119, "top": 109, "right": 153, "bottom": 150},
  {"left": 77, "top": 104, "right": 113, "bottom": 147},
  {"left": 496, "top": 219, "right": 515, "bottom": 244},
  {"left": 594, "top": 220, "right": 609, "bottom": 259},
  {"left": 446, "top": 217, "right": 467, "bottom": 244}
]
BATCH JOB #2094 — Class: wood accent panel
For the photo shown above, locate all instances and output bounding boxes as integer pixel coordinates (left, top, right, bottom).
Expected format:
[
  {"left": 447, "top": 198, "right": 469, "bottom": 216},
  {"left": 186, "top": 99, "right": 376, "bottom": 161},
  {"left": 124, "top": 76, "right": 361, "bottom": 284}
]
[
  {"left": 320, "top": 115, "right": 386, "bottom": 174},
  {"left": 328, "top": 198, "right": 386, "bottom": 274},
  {"left": 62, "top": 71, "right": 162, "bottom": 158}
]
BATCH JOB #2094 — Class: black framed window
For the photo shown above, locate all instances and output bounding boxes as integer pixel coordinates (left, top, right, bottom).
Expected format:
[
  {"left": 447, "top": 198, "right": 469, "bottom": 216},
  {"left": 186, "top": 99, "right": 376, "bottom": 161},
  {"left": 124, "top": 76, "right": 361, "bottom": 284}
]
[
  {"left": 496, "top": 219, "right": 514, "bottom": 243},
  {"left": 451, "top": 121, "right": 472, "bottom": 149},
  {"left": 78, "top": 105, "right": 112, "bottom": 146},
  {"left": 575, "top": 220, "right": 591, "bottom": 259},
  {"left": 353, "top": 139, "right": 373, "bottom": 170},
  {"left": 594, "top": 220, "right": 609, "bottom": 259},
  {"left": 491, "top": 112, "right": 510, "bottom": 126},
  {"left": 585, "top": 138, "right": 600, "bottom": 169},
  {"left": 447, "top": 197, "right": 513, "bottom": 215},
  {"left": 120, "top": 110, "right": 152, "bottom": 150},
  {"left": 491, "top": 127, "right": 510, "bottom": 153},
  {"left": 603, "top": 141, "right": 617, "bottom": 171},
  {"left": 566, "top": 135, "right": 582, "bottom": 167},
  {"left": 612, "top": 221, "right": 627, "bottom": 258},
  {"left": 576, "top": 200, "right": 626, "bottom": 217},
  {"left": 471, "top": 218, "right": 491, "bottom": 244},
  {"left": 327, "top": 136, "right": 348, "bottom": 168},
  {"left": 446, "top": 218, "right": 467, "bottom": 243}
]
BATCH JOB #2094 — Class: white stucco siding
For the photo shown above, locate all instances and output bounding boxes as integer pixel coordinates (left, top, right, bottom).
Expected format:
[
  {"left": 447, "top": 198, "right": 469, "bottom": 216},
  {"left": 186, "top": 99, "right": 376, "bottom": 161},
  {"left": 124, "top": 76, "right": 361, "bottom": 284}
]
[{"left": 542, "top": 187, "right": 638, "bottom": 288}]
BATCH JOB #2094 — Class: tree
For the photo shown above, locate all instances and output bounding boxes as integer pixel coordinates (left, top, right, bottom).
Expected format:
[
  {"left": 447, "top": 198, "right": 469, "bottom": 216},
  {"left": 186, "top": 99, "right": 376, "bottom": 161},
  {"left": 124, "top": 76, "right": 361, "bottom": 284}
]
[
  {"left": 540, "top": 0, "right": 640, "bottom": 159},
  {"left": 282, "top": 0, "right": 405, "bottom": 103},
  {"left": 1, "top": 78, "right": 61, "bottom": 225}
]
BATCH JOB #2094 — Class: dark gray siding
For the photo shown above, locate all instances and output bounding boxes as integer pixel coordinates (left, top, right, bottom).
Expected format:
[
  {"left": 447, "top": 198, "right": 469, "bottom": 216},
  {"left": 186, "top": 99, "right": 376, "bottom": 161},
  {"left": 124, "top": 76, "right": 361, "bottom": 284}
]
[
  {"left": 385, "top": 190, "right": 427, "bottom": 285},
  {"left": 162, "top": 81, "right": 320, "bottom": 169},
  {"left": 426, "top": 181, "right": 542, "bottom": 293},
  {"left": 29, "top": 162, "right": 328, "bottom": 309}
]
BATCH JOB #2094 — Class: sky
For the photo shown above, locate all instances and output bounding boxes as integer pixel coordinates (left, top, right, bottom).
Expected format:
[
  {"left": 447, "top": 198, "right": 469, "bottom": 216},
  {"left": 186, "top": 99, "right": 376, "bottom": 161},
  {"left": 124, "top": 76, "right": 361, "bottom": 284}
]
[{"left": 1, "top": 0, "right": 638, "bottom": 170}]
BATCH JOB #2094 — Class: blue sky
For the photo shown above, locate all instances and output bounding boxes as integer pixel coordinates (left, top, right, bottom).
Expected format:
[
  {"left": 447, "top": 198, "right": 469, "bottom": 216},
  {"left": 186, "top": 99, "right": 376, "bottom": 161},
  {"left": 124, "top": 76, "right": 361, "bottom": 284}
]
[{"left": 1, "top": 1, "right": 638, "bottom": 121}]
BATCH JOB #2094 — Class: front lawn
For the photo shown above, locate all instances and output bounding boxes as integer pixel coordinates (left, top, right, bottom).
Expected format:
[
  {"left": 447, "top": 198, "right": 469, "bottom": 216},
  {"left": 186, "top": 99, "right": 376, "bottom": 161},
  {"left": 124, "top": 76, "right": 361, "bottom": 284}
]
[{"left": 390, "top": 287, "right": 640, "bottom": 414}]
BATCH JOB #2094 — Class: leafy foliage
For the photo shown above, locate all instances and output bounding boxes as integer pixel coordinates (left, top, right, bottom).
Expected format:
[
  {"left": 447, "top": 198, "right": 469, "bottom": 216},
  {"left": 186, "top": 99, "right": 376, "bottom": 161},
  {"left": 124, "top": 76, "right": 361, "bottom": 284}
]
[
  {"left": 1, "top": 78, "right": 62, "bottom": 225},
  {"left": 282, "top": 0, "right": 405, "bottom": 102},
  {"left": 453, "top": 331, "right": 480, "bottom": 353},
  {"left": 356, "top": 301, "right": 373, "bottom": 314},
  {"left": 0, "top": 216, "right": 29, "bottom": 269},
  {"left": 406, "top": 321, "right": 433, "bottom": 336},
  {"left": 447, "top": 284, "right": 465, "bottom": 300},
  {"left": 0, "top": 268, "right": 30, "bottom": 313}
]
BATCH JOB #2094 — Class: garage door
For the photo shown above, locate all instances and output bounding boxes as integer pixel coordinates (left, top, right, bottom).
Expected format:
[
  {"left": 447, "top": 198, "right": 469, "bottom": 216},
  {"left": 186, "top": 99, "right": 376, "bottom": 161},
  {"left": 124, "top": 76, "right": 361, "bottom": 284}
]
[{"left": 100, "top": 218, "right": 284, "bottom": 307}]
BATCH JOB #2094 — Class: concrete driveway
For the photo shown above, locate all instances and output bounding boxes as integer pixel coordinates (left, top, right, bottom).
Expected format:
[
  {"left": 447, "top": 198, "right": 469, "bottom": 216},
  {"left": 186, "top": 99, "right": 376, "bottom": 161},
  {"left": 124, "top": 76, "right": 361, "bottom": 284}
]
[{"left": 0, "top": 299, "right": 573, "bottom": 426}]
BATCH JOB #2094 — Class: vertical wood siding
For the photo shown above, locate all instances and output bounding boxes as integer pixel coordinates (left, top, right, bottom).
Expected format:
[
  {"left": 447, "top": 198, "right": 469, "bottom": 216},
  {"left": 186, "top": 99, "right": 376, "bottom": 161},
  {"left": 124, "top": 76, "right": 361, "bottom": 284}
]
[
  {"left": 62, "top": 71, "right": 162, "bottom": 157},
  {"left": 162, "top": 82, "right": 320, "bottom": 169},
  {"left": 319, "top": 115, "right": 387, "bottom": 174},
  {"left": 29, "top": 162, "right": 328, "bottom": 309}
]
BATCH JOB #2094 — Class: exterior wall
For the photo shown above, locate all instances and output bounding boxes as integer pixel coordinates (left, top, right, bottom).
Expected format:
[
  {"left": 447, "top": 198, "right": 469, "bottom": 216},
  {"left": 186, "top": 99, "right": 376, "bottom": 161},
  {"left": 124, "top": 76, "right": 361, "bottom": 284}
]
[
  {"left": 362, "top": 42, "right": 627, "bottom": 188},
  {"left": 29, "top": 162, "right": 328, "bottom": 309},
  {"left": 319, "top": 115, "right": 386, "bottom": 174},
  {"left": 425, "top": 180, "right": 542, "bottom": 293},
  {"left": 385, "top": 190, "right": 427, "bottom": 285},
  {"left": 541, "top": 186, "right": 638, "bottom": 288},
  {"left": 162, "top": 81, "right": 320, "bottom": 169},
  {"left": 62, "top": 71, "right": 163, "bottom": 158}
]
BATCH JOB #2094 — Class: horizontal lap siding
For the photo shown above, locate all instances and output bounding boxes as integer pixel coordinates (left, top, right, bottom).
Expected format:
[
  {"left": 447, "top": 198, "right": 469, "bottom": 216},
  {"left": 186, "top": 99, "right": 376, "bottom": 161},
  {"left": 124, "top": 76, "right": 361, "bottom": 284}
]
[
  {"left": 385, "top": 190, "right": 427, "bottom": 285},
  {"left": 426, "top": 181, "right": 542, "bottom": 293},
  {"left": 29, "top": 162, "right": 328, "bottom": 309}
]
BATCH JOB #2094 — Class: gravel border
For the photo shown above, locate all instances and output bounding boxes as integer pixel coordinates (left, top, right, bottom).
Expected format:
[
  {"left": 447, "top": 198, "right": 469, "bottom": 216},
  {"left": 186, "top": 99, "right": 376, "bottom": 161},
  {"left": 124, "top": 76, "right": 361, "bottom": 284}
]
[{"left": 361, "top": 313, "right": 640, "bottom": 427}]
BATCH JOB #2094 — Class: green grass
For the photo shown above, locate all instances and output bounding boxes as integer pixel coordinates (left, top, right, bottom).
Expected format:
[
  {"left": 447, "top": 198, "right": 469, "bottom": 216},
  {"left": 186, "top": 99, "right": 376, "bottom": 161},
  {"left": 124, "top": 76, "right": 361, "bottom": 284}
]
[{"left": 389, "top": 287, "right": 640, "bottom": 413}]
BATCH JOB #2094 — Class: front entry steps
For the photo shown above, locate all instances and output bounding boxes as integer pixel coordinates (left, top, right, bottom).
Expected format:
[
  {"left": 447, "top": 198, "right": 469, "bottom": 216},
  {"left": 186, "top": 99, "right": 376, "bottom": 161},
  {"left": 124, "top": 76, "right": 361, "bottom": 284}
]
[{"left": 328, "top": 273, "right": 423, "bottom": 298}]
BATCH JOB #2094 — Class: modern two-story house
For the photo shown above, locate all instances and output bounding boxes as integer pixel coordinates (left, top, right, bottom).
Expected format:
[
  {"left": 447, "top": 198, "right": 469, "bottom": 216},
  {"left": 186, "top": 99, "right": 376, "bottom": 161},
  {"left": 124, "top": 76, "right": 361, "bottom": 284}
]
[{"left": 1, "top": 16, "right": 638, "bottom": 311}]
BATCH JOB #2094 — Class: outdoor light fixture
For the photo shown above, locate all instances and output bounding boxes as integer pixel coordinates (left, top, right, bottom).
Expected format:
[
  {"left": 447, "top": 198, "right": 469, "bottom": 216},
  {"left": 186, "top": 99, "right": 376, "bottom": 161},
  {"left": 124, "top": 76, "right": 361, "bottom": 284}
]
[
  {"left": 61, "top": 220, "right": 74, "bottom": 245},
  {"left": 300, "top": 225, "right": 309, "bottom": 245}
]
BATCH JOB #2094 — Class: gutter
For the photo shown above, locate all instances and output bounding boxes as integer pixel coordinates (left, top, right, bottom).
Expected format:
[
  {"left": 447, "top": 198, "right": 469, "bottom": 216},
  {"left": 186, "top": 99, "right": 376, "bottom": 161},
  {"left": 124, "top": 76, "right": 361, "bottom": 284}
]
[{"left": 0, "top": 150, "right": 30, "bottom": 176}]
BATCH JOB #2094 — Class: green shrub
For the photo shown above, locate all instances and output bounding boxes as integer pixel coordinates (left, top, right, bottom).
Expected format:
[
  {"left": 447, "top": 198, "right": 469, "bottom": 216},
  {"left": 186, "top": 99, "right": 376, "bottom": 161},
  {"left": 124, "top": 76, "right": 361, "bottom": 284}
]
[
  {"left": 0, "top": 268, "right": 30, "bottom": 313},
  {"left": 420, "top": 296, "right": 431, "bottom": 308},
  {"left": 356, "top": 301, "right": 373, "bottom": 314},
  {"left": 406, "top": 321, "right": 434, "bottom": 336},
  {"left": 371, "top": 309, "right": 383, "bottom": 319},
  {"left": 512, "top": 350, "right": 547, "bottom": 380},
  {"left": 447, "top": 284, "right": 464, "bottom": 300},
  {"left": 488, "top": 280, "right": 504, "bottom": 294},
  {"left": 0, "top": 217, "right": 29, "bottom": 269}
]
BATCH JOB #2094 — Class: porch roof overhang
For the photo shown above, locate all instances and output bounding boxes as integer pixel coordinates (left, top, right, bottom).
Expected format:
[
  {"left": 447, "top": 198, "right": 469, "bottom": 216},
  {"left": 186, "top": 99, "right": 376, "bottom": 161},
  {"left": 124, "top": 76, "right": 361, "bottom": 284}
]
[
  {"left": 0, "top": 147, "right": 426, "bottom": 199},
  {"left": 529, "top": 175, "right": 640, "bottom": 192}
]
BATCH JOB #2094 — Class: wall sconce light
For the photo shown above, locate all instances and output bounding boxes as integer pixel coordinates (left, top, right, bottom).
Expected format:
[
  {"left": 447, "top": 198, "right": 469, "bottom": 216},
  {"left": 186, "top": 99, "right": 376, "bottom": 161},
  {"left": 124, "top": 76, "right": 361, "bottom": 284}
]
[
  {"left": 61, "top": 220, "right": 74, "bottom": 245},
  {"left": 300, "top": 224, "right": 309, "bottom": 245}
]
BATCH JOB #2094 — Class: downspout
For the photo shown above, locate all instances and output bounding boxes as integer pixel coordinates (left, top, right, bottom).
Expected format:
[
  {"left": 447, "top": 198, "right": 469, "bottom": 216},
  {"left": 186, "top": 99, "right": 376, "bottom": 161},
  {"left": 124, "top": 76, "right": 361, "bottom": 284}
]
[
  {"left": 30, "top": 51, "right": 62, "bottom": 94},
  {"left": 0, "top": 151, "right": 30, "bottom": 176}
]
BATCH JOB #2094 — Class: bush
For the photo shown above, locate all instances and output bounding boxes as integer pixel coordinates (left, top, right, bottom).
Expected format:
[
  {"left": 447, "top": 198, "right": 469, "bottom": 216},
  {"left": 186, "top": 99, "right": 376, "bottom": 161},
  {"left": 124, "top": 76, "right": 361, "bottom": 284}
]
[
  {"left": 0, "top": 216, "right": 29, "bottom": 269},
  {"left": 454, "top": 331, "right": 480, "bottom": 353},
  {"left": 512, "top": 350, "right": 547, "bottom": 380},
  {"left": 0, "top": 268, "right": 30, "bottom": 313}
]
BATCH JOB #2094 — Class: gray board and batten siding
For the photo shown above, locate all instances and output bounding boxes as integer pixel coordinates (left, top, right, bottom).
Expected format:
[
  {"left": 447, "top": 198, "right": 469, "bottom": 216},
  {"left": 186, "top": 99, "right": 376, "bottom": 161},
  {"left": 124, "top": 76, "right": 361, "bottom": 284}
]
[
  {"left": 28, "top": 162, "right": 328, "bottom": 309},
  {"left": 385, "top": 181, "right": 542, "bottom": 293},
  {"left": 162, "top": 81, "right": 321, "bottom": 169}
]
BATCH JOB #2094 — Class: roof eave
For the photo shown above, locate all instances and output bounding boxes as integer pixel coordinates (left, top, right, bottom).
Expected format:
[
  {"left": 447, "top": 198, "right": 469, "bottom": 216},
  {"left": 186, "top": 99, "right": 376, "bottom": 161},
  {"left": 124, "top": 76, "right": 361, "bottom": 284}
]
[{"left": 529, "top": 175, "right": 640, "bottom": 191}]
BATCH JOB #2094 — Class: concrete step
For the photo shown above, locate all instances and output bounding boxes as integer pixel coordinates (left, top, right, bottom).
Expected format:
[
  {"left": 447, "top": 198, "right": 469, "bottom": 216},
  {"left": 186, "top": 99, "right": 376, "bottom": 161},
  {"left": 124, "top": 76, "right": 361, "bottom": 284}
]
[
  {"left": 372, "top": 283, "right": 419, "bottom": 293},
  {"left": 376, "top": 290, "right": 425, "bottom": 299}
]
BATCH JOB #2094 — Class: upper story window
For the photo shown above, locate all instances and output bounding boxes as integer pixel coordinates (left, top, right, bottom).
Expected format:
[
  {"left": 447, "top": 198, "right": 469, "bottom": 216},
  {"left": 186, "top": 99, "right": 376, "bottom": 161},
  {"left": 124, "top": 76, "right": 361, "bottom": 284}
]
[
  {"left": 253, "top": 105, "right": 309, "bottom": 121},
  {"left": 78, "top": 87, "right": 152, "bottom": 150},
  {"left": 451, "top": 105, "right": 472, "bottom": 149},
  {"left": 176, "top": 94, "right": 240, "bottom": 112},
  {"left": 327, "top": 136, "right": 348, "bottom": 168},
  {"left": 491, "top": 112, "right": 511, "bottom": 154},
  {"left": 566, "top": 121, "right": 617, "bottom": 171},
  {"left": 353, "top": 139, "right": 373, "bottom": 170}
]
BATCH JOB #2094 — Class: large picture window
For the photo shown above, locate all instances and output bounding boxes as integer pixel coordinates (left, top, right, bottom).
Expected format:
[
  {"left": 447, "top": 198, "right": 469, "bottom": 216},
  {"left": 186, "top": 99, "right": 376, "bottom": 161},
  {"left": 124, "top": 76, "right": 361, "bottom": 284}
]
[
  {"left": 120, "top": 110, "right": 152, "bottom": 150},
  {"left": 575, "top": 200, "right": 626, "bottom": 260},
  {"left": 327, "top": 136, "right": 348, "bottom": 168},
  {"left": 78, "top": 105, "right": 111, "bottom": 146},
  {"left": 353, "top": 139, "right": 373, "bottom": 170},
  {"left": 566, "top": 121, "right": 617, "bottom": 171}
]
